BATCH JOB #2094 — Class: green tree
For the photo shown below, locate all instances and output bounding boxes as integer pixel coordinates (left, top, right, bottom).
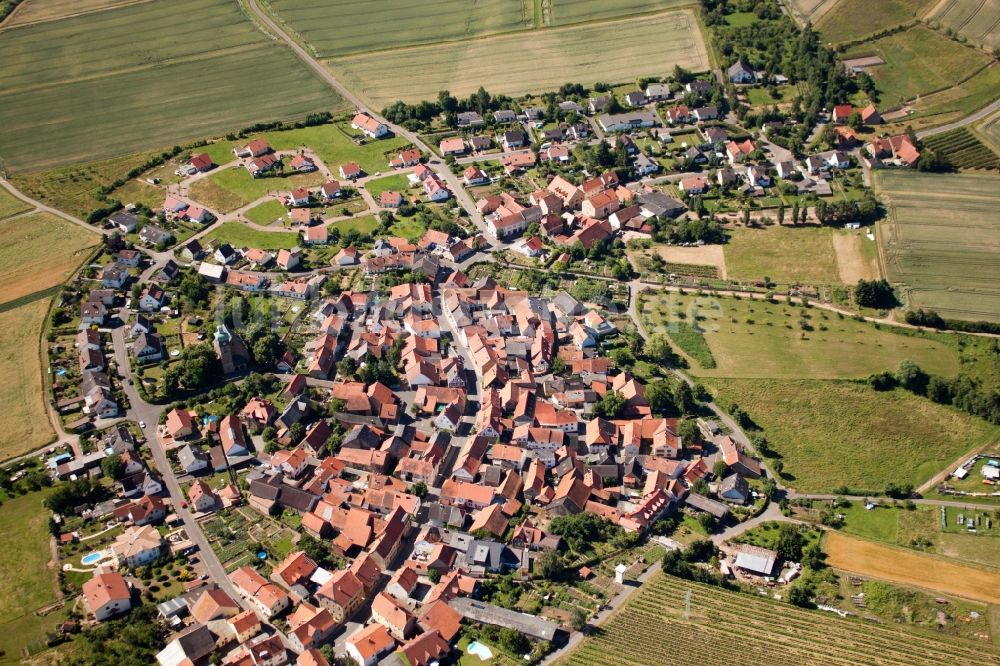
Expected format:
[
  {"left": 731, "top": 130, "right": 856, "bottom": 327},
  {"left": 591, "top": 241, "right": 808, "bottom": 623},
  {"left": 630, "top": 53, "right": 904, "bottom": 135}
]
[
  {"left": 593, "top": 390, "right": 627, "bottom": 419},
  {"left": 410, "top": 481, "right": 428, "bottom": 498},
  {"left": 535, "top": 548, "right": 566, "bottom": 580},
  {"left": 712, "top": 459, "right": 729, "bottom": 478},
  {"left": 251, "top": 332, "right": 283, "bottom": 368},
  {"left": 895, "top": 360, "right": 929, "bottom": 395},
  {"left": 775, "top": 523, "right": 805, "bottom": 561},
  {"left": 673, "top": 381, "right": 696, "bottom": 414},
  {"left": 101, "top": 454, "right": 126, "bottom": 481}
]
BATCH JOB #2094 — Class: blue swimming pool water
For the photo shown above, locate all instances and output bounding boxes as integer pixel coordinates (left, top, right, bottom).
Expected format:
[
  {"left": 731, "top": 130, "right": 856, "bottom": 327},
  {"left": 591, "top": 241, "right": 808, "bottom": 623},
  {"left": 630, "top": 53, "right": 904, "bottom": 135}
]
[{"left": 81, "top": 552, "right": 103, "bottom": 565}]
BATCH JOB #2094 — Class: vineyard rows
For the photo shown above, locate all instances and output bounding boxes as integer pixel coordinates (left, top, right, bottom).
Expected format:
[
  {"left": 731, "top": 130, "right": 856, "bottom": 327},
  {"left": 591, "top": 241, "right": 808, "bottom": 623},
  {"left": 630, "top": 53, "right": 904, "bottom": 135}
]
[
  {"left": 924, "top": 127, "right": 1000, "bottom": 170},
  {"left": 559, "top": 574, "right": 997, "bottom": 666}
]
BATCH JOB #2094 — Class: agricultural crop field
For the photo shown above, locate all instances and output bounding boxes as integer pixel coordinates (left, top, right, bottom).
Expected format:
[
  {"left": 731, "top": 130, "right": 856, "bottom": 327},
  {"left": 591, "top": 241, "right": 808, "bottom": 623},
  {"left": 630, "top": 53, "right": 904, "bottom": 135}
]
[
  {"left": 549, "top": 0, "right": 694, "bottom": 25},
  {"left": 710, "top": 378, "right": 1000, "bottom": 494},
  {"left": 784, "top": 0, "right": 841, "bottom": 26},
  {"left": 815, "top": 0, "right": 937, "bottom": 43},
  {"left": 265, "top": 0, "right": 533, "bottom": 57},
  {"left": 824, "top": 532, "right": 1000, "bottom": 604},
  {"left": 559, "top": 572, "right": 997, "bottom": 666},
  {"left": 841, "top": 26, "right": 991, "bottom": 108},
  {"left": 4, "top": 0, "right": 139, "bottom": 25},
  {"left": 875, "top": 170, "right": 1000, "bottom": 322},
  {"left": 922, "top": 127, "right": 1000, "bottom": 170},
  {"left": 828, "top": 502, "right": 1000, "bottom": 569},
  {"left": 637, "top": 291, "right": 961, "bottom": 379},
  {"left": 0, "top": 212, "right": 98, "bottom": 459},
  {"left": 325, "top": 10, "right": 710, "bottom": 108},
  {"left": 929, "top": 0, "right": 1000, "bottom": 51},
  {"left": 0, "top": 0, "right": 340, "bottom": 172}
]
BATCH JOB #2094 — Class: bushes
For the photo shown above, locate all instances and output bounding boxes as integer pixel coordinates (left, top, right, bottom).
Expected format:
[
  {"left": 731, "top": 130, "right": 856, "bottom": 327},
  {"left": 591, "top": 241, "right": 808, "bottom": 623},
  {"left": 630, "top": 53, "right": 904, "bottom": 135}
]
[
  {"left": 854, "top": 279, "right": 897, "bottom": 309},
  {"left": 661, "top": 539, "right": 735, "bottom": 590}
]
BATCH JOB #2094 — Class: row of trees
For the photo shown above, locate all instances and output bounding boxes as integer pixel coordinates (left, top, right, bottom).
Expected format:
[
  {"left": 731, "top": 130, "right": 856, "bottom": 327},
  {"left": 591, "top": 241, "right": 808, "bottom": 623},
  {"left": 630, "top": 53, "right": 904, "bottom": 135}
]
[{"left": 869, "top": 359, "right": 1000, "bottom": 425}]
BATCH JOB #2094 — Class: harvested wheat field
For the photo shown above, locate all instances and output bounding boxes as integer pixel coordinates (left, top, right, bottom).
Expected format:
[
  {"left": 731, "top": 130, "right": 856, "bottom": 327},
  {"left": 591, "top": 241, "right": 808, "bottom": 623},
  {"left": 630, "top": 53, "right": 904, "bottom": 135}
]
[
  {"left": 832, "top": 229, "right": 879, "bottom": 284},
  {"left": 326, "top": 10, "right": 710, "bottom": 108},
  {"left": 824, "top": 531, "right": 1000, "bottom": 604}
]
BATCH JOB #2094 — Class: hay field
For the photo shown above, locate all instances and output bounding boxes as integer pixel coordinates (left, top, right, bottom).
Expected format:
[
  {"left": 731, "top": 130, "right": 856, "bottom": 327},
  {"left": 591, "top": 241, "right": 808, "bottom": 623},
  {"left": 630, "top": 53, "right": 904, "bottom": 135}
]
[
  {"left": 0, "top": 212, "right": 99, "bottom": 302},
  {"left": 824, "top": 532, "right": 1000, "bottom": 604},
  {"left": 560, "top": 572, "right": 997, "bottom": 666},
  {"left": 841, "top": 26, "right": 991, "bottom": 108},
  {"left": 326, "top": 10, "right": 710, "bottom": 108},
  {"left": 891, "top": 63, "right": 1000, "bottom": 133},
  {"left": 550, "top": 0, "right": 694, "bottom": 25},
  {"left": 265, "top": 0, "right": 533, "bottom": 57},
  {"left": 4, "top": 0, "right": 142, "bottom": 25},
  {"left": 724, "top": 226, "right": 840, "bottom": 284},
  {"left": 816, "top": 0, "right": 937, "bottom": 43},
  {"left": 876, "top": 170, "right": 1000, "bottom": 322},
  {"left": 0, "top": 212, "right": 98, "bottom": 458},
  {"left": 711, "top": 379, "right": 1000, "bottom": 493},
  {"left": 831, "top": 229, "right": 879, "bottom": 283},
  {"left": 0, "top": 0, "right": 340, "bottom": 172},
  {"left": 930, "top": 0, "right": 1000, "bottom": 51},
  {"left": 639, "top": 291, "right": 962, "bottom": 379}
]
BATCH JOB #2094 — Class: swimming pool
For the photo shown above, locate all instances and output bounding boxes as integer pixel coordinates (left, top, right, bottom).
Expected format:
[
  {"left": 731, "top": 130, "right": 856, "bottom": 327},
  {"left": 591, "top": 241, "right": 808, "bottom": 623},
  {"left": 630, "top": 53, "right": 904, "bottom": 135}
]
[
  {"left": 81, "top": 551, "right": 104, "bottom": 566},
  {"left": 467, "top": 641, "right": 493, "bottom": 660}
]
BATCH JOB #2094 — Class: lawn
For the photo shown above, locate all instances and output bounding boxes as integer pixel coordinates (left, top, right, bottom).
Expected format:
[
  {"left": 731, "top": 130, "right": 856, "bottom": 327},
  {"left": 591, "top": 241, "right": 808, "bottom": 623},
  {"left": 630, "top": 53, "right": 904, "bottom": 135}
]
[
  {"left": 710, "top": 378, "right": 1000, "bottom": 494},
  {"left": 267, "top": 0, "right": 533, "bottom": 57},
  {"left": 559, "top": 572, "right": 996, "bottom": 666},
  {"left": 0, "top": 0, "right": 340, "bottom": 172},
  {"left": 929, "top": 0, "right": 1000, "bottom": 51},
  {"left": 244, "top": 199, "right": 289, "bottom": 227},
  {"left": 0, "top": 187, "right": 31, "bottom": 220},
  {"left": 332, "top": 215, "right": 379, "bottom": 236},
  {"left": 0, "top": 488, "right": 65, "bottom": 661},
  {"left": 0, "top": 212, "right": 99, "bottom": 303},
  {"left": 203, "top": 222, "right": 299, "bottom": 251},
  {"left": 364, "top": 174, "right": 413, "bottom": 199},
  {"left": 389, "top": 217, "right": 427, "bottom": 243},
  {"left": 841, "top": 27, "right": 991, "bottom": 108},
  {"left": 191, "top": 168, "right": 325, "bottom": 214},
  {"left": 875, "top": 170, "right": 1000, "bottom": 322},
  {"left": 326, "top": 10, "right": 710, "bottom": 107},
  {"left": 815, "top": 0, "right": 937, "bottom": 43},
  {"left": 638, "top": 291, "right": 962, "bottom": 379},
  {"left": 724, "top": 226, "right": 840, "bottom": 284}
]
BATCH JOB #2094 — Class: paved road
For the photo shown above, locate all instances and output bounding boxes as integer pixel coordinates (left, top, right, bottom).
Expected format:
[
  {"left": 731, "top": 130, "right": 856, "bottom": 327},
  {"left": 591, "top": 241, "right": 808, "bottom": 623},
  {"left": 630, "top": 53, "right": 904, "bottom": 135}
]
[
  {"left": 916, "top": 97, "right": 1000, "bottom": 139},
  {"left": 109, "top": 325, "right": 253, "bottom": 615}
]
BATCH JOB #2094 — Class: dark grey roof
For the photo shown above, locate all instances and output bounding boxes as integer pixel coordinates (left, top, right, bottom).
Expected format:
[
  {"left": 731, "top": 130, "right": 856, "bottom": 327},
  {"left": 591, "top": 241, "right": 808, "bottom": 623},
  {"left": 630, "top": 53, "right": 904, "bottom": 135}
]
[{"left": 449, "top": 597, "right": 559, "bottom": 641}]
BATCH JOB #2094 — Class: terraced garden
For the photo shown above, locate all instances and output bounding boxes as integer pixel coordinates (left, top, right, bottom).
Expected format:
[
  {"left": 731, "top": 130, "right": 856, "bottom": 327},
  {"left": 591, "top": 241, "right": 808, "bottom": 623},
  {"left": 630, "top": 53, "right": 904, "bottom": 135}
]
[
  {"left": 560, "top": 573, "right": 997, "bottom": 665},
  {"left": 923, "top": 127, "right": 1000, "bottom": 170},
  {"left": 875, "top": 170, "right": 1000, "bottom": 322}
]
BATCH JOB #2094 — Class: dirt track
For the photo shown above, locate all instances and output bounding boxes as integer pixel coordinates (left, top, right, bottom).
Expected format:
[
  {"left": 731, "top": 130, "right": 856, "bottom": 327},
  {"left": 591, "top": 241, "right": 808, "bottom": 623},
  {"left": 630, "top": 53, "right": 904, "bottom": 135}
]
[{"left": 824, "top": 531, "right": 1000, "bottom": 604}]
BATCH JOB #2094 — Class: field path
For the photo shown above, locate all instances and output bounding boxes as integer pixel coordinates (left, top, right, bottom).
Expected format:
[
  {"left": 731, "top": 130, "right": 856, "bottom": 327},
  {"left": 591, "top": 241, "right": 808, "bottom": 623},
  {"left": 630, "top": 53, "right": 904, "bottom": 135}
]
[
  {"left": 824, "top": 531, "right": 1000, "bottom": 603},
  {"left": 243, "top": 0, "right": 489, "bottom": 238}
]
